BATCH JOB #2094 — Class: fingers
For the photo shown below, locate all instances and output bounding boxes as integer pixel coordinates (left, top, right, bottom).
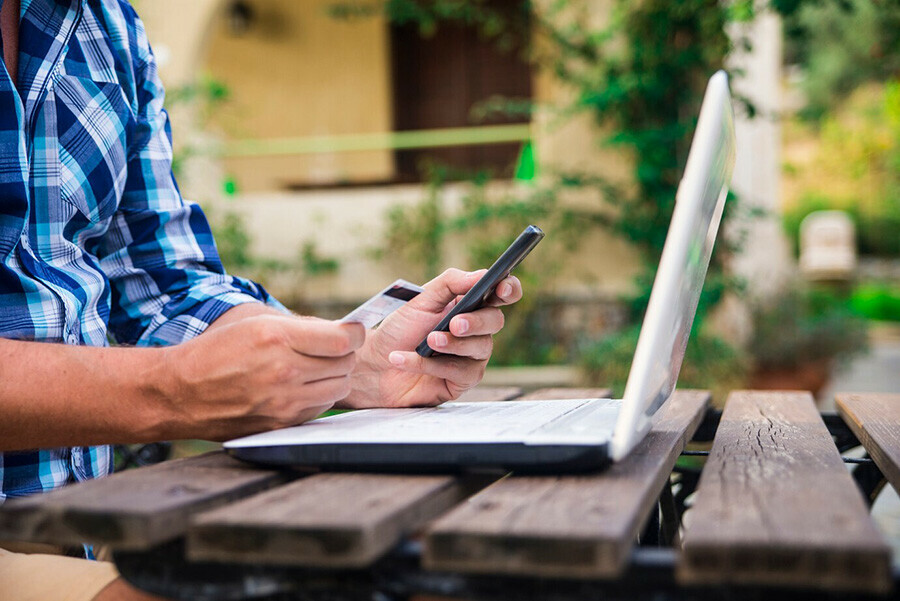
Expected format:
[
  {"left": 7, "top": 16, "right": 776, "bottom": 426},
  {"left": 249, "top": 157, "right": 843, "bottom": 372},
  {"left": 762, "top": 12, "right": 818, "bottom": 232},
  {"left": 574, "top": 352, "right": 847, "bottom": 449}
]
[
  {"left": 409, "top": 269, "right": 522, "bottom": 316},
  {"left": 292, "top": 375, "right": 352, "bottom": 406},
  {"left": 410, "top": 268, "right": 486, "bottom": 313},
  {"left": 487, "top": 275, "right": 523, "bottom": 307},
  {"left": 388, "top": 351, "right": 485, "bottom": 390},
  {"left": 427, "top": 331, "right": 493, "bottom": 361},
  {"left": 254, "top": 315, "right": 365, "bottom": 357},
  {"left": 447, "top": 306, "right": 505, "bottom": 338},
  {"left": 267, "top": 376, "right": 352, "bottom": 428},
  {"left": 297, "top": 352, "right": 358, "bottom": 383}
]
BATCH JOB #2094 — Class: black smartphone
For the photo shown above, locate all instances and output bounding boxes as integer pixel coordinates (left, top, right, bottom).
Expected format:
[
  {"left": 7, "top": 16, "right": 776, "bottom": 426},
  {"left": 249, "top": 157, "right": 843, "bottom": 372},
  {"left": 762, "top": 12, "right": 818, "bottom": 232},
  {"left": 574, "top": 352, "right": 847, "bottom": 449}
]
[{"left": 416, "top": 225, "right": 545, "bottom": 358}]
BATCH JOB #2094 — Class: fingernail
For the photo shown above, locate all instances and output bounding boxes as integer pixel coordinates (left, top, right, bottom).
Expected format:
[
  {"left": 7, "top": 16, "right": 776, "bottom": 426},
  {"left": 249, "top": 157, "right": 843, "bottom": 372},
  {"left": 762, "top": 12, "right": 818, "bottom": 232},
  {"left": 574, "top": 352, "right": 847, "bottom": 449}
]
[
  {"left": 456, "top": 319, "right": 469, "bottom": 334},
  {"left": 499, "top": 283, "right": 512, "bottom": 298},
  {"left": 389, "top": 352, "right": 405, "bottom": 366},
  {"left": 433, "top": 332, "right": 448, "bottom": 347}
]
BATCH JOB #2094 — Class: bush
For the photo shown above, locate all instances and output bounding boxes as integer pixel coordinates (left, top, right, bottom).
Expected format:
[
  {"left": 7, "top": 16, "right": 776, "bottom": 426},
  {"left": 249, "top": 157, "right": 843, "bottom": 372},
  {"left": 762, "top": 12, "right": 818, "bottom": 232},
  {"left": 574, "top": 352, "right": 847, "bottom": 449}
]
[
  {"left": 578, "top": 326, "right": 747, "bottom": 405},
  {"left": 748, "top": 287, "right": 868, "bottom": 371},
  {"left": 851, "top": 284, "right": 900, "bottom": 322}
]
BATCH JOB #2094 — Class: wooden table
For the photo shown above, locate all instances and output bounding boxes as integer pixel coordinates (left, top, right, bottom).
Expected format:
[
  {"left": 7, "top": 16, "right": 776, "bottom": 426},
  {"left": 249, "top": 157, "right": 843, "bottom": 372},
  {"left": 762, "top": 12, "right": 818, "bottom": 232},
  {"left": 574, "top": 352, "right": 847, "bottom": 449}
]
[{"left": 1, "top": 388, "right": 897, "bottom": 601}]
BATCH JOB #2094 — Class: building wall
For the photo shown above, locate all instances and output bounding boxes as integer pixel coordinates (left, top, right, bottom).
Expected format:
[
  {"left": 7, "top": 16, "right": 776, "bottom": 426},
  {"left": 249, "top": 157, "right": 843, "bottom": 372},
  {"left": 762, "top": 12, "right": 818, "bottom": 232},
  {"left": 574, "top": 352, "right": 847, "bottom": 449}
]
[
  {"left": 203, "top": 0, "right": 395, "bottom": 190},
  {"left": 135, "top": 2, "right": 785, "bottom": 309}
]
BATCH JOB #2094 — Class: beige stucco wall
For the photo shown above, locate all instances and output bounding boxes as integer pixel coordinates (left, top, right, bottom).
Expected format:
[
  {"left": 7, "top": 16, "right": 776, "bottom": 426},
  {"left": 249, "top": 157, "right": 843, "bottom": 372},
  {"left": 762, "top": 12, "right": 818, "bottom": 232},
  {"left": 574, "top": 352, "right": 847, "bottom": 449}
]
[{"left": 203, "top": 0, "right": 394, "bottom": 190}]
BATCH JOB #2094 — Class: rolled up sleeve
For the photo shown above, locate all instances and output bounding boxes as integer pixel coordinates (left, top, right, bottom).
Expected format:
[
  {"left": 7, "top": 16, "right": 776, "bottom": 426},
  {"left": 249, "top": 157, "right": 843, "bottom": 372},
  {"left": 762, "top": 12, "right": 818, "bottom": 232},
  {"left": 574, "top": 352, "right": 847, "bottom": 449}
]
[{"left": 97, "top": 15, "right": 285, "bottom": 346}]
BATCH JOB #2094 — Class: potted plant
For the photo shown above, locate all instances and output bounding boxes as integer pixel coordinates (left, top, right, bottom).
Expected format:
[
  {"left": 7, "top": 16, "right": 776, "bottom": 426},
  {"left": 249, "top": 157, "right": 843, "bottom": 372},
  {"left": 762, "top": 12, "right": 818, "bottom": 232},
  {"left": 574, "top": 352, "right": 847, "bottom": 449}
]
[{"left": 747, "top": 287, "right": 868, "bottom": 396}]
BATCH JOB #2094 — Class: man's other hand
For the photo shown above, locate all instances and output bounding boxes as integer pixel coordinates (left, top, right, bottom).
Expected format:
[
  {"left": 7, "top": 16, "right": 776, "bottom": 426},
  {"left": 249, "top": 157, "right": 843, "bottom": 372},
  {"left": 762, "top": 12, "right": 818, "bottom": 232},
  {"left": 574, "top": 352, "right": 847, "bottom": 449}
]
[
  {"left": 342, "top": 268, "right": 522, "bottom": 409},
  {"left": 161, "top": 315, "right": 364, "bottom": 440}
]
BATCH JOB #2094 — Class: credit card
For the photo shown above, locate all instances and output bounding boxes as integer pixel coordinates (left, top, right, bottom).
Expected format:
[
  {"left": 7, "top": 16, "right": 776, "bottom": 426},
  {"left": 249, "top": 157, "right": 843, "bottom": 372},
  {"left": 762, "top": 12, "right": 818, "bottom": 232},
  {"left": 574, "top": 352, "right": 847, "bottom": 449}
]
[{"left": 338, "top": 279, "right": 424, "bottom": 328}]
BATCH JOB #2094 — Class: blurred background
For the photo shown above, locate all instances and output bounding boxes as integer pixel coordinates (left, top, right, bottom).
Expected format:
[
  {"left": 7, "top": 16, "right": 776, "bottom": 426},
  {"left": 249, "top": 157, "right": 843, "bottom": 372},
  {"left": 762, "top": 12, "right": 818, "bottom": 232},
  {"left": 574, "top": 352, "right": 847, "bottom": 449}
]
[{"left": 133, "top": 0, "right": 899, "bottom": 407}]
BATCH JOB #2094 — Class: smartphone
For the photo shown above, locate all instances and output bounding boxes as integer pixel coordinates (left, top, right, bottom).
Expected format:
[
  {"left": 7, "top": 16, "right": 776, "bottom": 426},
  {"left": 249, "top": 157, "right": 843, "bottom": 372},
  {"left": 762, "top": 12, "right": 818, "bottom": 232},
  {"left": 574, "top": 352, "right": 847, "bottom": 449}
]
[{"left": 416, "top": 225, "right": 545, "bottom": 358}]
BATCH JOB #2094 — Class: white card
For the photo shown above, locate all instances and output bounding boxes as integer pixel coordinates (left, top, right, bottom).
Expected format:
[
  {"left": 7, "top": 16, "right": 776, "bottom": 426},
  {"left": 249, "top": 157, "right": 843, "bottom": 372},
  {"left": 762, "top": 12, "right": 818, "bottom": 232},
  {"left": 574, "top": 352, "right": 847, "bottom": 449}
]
[{"left": 338, "top": 279, "right": 424, "bottom": 328}]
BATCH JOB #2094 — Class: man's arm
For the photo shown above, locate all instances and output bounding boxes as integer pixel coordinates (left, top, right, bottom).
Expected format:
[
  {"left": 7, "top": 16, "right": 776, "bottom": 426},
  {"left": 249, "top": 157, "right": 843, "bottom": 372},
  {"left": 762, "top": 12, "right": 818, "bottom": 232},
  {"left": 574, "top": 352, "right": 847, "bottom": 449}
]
[{"left": 0, "top": 313, "right": 364, "bottom": 452}]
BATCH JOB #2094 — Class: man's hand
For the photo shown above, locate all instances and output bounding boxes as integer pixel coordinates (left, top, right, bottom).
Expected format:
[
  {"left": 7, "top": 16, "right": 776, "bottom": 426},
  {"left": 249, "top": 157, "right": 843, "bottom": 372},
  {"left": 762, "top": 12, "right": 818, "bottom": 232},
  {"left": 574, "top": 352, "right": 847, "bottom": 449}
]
[
  {"left": 342, "top": 268, "right": 522, "bottom": 409},
  {"left": 161, "top": 314, "right": 364, "bottom": 440}
]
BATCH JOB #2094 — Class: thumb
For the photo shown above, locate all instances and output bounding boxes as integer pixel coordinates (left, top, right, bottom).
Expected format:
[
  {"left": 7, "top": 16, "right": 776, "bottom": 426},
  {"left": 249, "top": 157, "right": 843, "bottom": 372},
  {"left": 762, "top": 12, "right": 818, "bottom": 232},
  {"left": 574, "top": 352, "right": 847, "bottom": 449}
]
[{"left": 407, "top": 268, "right": 487, "bottom": 314}]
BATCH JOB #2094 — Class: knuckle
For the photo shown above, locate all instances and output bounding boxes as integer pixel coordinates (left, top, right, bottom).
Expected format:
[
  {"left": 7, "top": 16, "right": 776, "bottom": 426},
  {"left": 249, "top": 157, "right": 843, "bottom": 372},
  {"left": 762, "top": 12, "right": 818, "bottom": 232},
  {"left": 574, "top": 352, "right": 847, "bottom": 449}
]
[
  {"left": 252, "top": 320, "right": 282, "bottom": 348},
  {"left": 268, "top": 360, "right": 296, "bottom": 384}
]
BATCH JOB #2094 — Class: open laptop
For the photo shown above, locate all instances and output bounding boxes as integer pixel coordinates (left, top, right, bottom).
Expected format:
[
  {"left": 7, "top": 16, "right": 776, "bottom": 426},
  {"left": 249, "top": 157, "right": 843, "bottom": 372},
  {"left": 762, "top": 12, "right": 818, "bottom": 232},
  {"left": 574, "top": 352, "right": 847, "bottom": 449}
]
[{"left": 226, "top": 70, "right": 736, "bottom": 472}]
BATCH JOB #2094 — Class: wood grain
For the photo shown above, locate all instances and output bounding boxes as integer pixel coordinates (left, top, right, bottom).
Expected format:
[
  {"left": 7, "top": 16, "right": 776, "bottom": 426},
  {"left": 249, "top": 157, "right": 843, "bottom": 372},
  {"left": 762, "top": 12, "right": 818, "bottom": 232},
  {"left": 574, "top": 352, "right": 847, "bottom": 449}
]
[
  {"left": 188, "top": 473, "right": 474, "bottom": 567},
  {"left": 0, "top": 452, "right": 286, "bottom": 550},
  {"left": 423, "top": 390, "right": 709, "bottom": 578},
  {"left": 456, "top": 386, "right": 523, "bottom": 403},
  {"left": 679, "top": 391, "right": 891, "bottom": 593},
  {"left": 518, "top": 387, "right": 612, "bottom": 401},
  {"left": 837, "top": 392, "right": 900, "bottom": 494}
]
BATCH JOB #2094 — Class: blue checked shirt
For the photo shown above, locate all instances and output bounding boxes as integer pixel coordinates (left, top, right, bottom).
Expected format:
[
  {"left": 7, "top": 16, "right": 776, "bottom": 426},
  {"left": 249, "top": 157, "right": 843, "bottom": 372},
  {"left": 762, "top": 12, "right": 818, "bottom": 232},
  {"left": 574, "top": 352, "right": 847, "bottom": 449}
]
[{"left": 0, "top": 0, "right": 283, "bottom": 502}]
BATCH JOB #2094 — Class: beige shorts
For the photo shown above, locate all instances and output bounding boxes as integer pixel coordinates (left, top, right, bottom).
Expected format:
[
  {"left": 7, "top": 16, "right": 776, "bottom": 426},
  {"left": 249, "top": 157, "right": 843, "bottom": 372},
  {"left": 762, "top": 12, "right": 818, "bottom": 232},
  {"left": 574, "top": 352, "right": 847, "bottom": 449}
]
[{"left": 0, "top": 543, "right": 119, "bottom": 601}]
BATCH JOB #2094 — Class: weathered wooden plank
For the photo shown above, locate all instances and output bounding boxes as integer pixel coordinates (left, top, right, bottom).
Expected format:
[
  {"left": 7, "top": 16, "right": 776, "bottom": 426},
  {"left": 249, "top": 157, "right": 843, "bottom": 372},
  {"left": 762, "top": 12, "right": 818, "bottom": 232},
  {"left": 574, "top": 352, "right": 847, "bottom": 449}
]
[
  {"left": 424, "top": 390, "right": 709, "bottom": 578},
  {"left": 456, "top": 386, "right": 523, "bottom": 403},
  {"left": 188, "top": 473, "right": 477, "bottom": 567},
  {"left": 0, "top": 452, "right": 287, "bottom": 550},
  {"left": 679, "top": 391, "right": 891, "bottom": 593},
  {"left": 837, "top": 392, "right": 900, "bottom": 494},
  {"left": 518, "top": 387, "right": 612, "bottom": 401}
]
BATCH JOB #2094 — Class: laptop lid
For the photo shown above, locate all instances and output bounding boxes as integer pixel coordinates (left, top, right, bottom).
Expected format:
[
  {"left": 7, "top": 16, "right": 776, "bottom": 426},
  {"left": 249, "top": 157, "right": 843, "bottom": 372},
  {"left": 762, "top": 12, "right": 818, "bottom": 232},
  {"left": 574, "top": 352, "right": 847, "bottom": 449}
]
[{"left": 610, "top": 70, "right": 736, "bottom": 460}]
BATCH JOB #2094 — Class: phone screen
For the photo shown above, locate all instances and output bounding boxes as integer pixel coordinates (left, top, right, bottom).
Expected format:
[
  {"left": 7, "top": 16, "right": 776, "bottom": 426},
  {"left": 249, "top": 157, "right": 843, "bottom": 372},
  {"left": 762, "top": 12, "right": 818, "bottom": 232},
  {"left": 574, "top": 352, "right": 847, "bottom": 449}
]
[{"left": 415, "top": 225, "right": 544, "bottom": 357}]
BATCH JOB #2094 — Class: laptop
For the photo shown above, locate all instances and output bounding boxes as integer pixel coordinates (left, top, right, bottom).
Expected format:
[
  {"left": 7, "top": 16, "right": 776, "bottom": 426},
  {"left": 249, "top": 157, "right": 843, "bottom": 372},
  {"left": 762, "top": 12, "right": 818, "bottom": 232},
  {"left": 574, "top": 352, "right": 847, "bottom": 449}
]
[{"left": 225, "top": 70, "right": 736, "bottom": 473}]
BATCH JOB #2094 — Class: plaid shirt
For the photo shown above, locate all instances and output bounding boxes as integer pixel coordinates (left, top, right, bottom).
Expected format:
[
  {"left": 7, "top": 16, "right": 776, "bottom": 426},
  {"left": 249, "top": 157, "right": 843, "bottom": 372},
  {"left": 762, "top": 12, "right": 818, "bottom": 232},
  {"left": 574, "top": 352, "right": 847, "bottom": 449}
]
[{"left": 0, "top": 0, "right": 282, "bottom": 502}]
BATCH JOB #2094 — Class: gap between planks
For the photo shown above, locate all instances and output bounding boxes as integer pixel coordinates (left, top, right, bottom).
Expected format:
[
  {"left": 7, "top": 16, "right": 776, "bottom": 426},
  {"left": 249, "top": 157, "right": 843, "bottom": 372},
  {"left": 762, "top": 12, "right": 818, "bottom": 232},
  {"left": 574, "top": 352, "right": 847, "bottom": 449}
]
[
  {"left": 0, "top": 452, "right": 288, "bottom": 550},
  {"left": 679, "top": 390, "right": 891, "bottom": 593},
  {"left": 837, "top": 392, "right": 900, "bottom": 494},
  {"left": 423, "top": 390, "right": 709, "bottom": 579},
  {"left": 185, "top": 388, "right": 612, "bottom": 568}
]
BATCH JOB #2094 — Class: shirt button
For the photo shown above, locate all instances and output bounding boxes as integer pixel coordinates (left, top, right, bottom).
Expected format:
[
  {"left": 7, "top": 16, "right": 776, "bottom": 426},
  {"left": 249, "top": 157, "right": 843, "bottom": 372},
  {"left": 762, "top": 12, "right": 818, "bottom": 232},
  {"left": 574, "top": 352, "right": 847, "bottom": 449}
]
[{"left": 67, "top": 333, "right": 79, "bottom": 345}]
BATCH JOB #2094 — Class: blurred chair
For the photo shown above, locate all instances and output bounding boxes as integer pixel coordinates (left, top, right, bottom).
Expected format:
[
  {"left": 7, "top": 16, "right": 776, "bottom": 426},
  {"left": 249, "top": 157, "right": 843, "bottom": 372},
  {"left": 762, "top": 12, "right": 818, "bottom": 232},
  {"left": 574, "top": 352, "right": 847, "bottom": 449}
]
[{"left": 799, "top": 210, "right": 857, "bottom": 282}]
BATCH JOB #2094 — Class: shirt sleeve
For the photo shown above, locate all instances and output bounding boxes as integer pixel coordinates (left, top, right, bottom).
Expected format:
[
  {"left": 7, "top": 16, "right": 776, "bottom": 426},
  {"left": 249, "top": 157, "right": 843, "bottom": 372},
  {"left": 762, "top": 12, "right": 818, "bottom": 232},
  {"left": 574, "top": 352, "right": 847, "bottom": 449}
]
[{"left": 97, "top": 13, "right": 286, "bottom": 347}]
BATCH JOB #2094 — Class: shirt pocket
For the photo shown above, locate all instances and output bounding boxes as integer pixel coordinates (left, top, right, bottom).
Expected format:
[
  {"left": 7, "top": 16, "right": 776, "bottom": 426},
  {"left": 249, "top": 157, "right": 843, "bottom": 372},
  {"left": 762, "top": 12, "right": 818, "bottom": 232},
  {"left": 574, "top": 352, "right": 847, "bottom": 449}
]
[{"left": 53, "top": 75, "right": 133, "bottom": 224}]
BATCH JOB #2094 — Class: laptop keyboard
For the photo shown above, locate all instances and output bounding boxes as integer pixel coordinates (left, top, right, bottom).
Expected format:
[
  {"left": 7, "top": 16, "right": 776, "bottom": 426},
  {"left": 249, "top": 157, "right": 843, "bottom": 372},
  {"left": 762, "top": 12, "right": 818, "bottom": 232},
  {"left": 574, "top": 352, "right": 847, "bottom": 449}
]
[{"left": 526, "top": 398, "right": 621, "bottom": 439}]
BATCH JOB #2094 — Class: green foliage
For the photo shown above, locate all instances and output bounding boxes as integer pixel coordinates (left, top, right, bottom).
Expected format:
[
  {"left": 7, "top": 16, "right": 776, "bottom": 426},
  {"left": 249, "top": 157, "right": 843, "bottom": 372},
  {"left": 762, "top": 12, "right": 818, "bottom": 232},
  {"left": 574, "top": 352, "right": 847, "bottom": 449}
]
[
  {"left": 213, "top": 210, "right": 253, "bottom": 269},
  {"left": 166, "top": 76, "right": 231, "bottom": 181},
  {"left": 579, "top": 325, "right": 748, "bottom": 403},
  {"left": 782, "top": 0, "right": 900, "bottom": 121},
  {"left": 747, "top": 287, "right": 868, "bottom": 371},
  {"left": 851, "top": 284, "right": 900, "bottom": 322},
  {"left": 782, "top": 82, "right": 900, "bottom": 257},
  {"left": 379, "top": 163, "right": 450, "bottom": 282},
  {"left": 349, "top": 0, "right": 744, "bottom": 366},
  {"left": 300, "top": 242, "right": 341, "bottom": 276}
]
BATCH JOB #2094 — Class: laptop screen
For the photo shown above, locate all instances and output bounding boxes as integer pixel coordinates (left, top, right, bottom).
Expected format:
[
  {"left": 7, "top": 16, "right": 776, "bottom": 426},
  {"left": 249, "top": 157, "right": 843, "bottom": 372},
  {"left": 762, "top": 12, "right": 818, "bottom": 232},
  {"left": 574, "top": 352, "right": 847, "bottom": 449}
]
[{"left": 611, "top": 71, "right": 736, "bottom": 460}]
